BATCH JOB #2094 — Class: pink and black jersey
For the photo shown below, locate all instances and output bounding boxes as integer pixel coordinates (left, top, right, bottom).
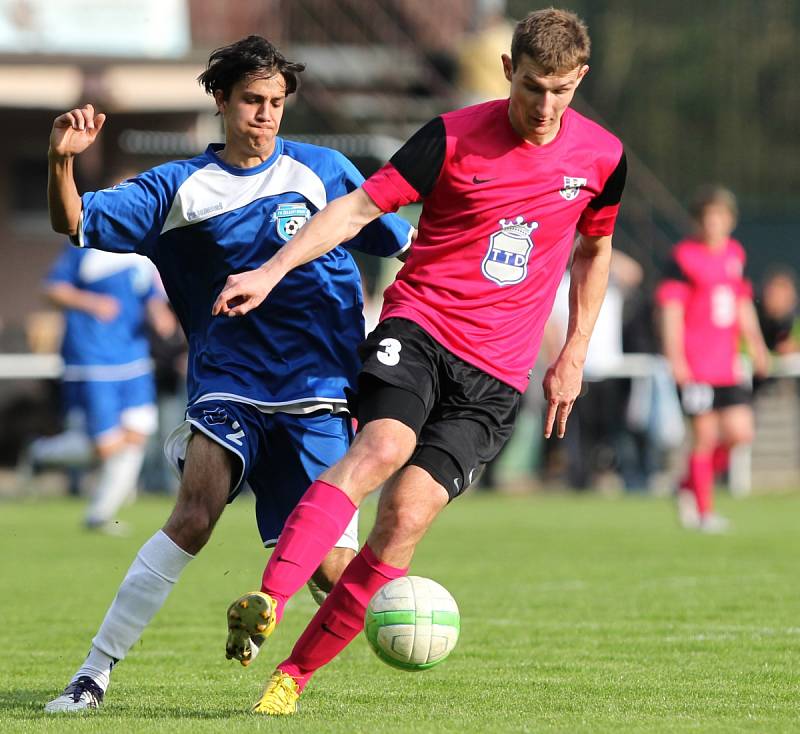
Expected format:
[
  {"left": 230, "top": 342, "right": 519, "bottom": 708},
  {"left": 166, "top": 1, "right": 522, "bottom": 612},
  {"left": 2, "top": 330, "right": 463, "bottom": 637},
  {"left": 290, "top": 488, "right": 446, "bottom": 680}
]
[
  {"left": 656, "top": 238, "right": 752, "bottom": 386},
  {"left": 362, "top": 99, "right": 626, "bottom": 392}
]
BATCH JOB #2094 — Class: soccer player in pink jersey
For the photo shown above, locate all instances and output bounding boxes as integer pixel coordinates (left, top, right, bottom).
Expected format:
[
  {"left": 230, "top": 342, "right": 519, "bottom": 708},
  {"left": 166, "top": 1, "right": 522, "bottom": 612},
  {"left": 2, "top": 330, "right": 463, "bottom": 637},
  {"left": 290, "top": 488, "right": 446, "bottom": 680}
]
[
  {"left": 657, "top": 186, "right": 768, "bottom": 533},
  {"left": 212, "top": 9, "right": 626, "bottom": 713}
]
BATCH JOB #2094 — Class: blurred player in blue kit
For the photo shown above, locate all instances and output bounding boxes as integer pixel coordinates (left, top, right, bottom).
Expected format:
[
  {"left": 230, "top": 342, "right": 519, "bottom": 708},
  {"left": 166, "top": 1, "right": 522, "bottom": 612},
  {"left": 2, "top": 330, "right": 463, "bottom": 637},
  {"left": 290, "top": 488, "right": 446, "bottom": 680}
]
[
  {"left": 28, "top": 243, "right": 173, "bottom": 532},
  {"left": 43, "top": 36, "right": 413, "bottom": 713}
]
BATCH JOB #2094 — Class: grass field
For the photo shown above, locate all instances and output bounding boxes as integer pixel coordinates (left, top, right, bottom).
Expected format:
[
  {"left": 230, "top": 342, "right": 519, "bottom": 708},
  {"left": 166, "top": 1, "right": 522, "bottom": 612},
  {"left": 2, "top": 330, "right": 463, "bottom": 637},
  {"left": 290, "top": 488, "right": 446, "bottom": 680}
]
[{"left": 1, "top": 489, "right": 799, "bottom": 732}]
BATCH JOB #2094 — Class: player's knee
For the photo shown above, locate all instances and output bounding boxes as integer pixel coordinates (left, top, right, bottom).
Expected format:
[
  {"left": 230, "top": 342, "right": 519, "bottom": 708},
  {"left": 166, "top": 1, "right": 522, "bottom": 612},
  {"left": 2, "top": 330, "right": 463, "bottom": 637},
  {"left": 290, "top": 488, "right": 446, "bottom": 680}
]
[
  {"left": 165, "top": 494, "right": 223, "bottom": 551},
  {"left": 356, "top": 432, "right": 411, "bottom": 475},
  {"left": 377, "top": 503, "right": 430, "bottom": 545},
  {"left": 727, "top": 426, "right": 754, "bottom": 447}
]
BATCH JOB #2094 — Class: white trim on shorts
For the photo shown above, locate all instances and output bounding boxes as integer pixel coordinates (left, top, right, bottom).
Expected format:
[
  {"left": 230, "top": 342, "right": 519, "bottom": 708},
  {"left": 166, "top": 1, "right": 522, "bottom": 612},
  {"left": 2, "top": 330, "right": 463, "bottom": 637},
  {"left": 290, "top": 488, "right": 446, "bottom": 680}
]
[
  {"left": 193, "top": 392, "right": 350, "bottom": 415},
  {"left": 163, "top": 419, "right": 247, "bottom": 496}
]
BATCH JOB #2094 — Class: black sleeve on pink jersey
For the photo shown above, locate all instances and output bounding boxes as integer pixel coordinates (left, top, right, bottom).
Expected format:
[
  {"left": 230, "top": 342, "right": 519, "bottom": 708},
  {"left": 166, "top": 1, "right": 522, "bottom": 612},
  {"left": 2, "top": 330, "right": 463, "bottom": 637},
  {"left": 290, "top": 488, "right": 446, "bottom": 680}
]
[
  {"left": 588, "top": 150, "right": 627, "bottom": 210},
  {"left": 388, "top": 117, "right": 446, "bottom": 198}
]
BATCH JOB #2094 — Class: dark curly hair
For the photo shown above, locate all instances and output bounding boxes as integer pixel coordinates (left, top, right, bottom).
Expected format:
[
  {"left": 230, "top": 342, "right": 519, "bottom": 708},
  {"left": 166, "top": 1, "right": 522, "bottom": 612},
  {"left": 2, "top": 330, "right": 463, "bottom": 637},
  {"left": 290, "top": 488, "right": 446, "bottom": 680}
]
[{"left": 198, "top": 36, "right": 305, "bottom": 100}]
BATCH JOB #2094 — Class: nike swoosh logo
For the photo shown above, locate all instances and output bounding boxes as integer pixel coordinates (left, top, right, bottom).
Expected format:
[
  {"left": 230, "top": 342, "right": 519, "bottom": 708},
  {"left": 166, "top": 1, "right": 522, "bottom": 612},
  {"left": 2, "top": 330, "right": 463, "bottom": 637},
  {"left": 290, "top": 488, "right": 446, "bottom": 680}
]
[
  {"left": 321, "top": 623, "right": 347, "bottom": 640},
  {"left": 472, "top": 175, "right": 496, "bottom": 184}
]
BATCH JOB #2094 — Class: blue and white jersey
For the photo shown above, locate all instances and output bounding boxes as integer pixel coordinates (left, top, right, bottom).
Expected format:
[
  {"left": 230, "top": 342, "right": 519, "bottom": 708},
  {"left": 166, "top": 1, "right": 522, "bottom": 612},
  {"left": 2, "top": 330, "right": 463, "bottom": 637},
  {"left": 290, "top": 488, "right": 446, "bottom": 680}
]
[
  {"left": 76, "top": 139, "right": 413, "bottom": 412},
  {"left": 46, "top": 244, "right": 159, "bottom": 382}
]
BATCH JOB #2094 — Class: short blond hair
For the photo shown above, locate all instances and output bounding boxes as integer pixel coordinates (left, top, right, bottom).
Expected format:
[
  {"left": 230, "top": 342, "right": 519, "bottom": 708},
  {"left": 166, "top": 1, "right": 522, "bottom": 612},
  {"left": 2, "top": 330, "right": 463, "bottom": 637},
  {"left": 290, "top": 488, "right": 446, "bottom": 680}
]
[{"left": 511, "top": 8, "right": 591, "bottom": 74}]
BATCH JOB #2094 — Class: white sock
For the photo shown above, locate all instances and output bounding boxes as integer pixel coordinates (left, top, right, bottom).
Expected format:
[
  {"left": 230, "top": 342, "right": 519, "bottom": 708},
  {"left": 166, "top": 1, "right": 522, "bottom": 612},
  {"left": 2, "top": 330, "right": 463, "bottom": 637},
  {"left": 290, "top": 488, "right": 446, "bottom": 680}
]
[
  {"left": 85, "top": 444, "right": 146, "bottom": 527},
  {"left": 87, "top": 530, "right": 193, "bottom": 672},
  {"left": 30, "top": 430, "right": 93, "bottom": 468},
  {"left": 73, "top": 645, "right": 116, "bottom": 692}
]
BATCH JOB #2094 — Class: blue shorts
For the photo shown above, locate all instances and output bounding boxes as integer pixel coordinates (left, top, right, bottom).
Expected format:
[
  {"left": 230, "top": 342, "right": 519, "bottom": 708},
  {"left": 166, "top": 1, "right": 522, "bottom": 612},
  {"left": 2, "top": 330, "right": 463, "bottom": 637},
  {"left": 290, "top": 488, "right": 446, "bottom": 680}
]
[
  {"left": 62, "top": 373, "right": 157, "bottom": 441},
  {"left": 164, "top": 400, "right": 356, "bottom": 548}
]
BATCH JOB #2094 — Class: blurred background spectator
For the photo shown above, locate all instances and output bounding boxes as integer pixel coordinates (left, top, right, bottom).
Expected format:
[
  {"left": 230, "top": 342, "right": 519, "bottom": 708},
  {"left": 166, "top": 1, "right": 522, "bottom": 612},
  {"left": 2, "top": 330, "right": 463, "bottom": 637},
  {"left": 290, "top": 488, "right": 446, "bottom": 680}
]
[
  {"left": 455, "top": 0, "right": 515, "bottom": 105},
  {"left": 139, "top": 302, "right": 187, "bottom": 495},
  {"left": 21, "top": 242, "right": 174, "bottom": 531},
  {"left": 543, "top": 250, "right": 646, "bottom": 491},
  {"left": 657, "top": 185, "right": 769, "bottom": 532},
  {"left": 757, "top": 268, "right": 800, "bottom": 355}
]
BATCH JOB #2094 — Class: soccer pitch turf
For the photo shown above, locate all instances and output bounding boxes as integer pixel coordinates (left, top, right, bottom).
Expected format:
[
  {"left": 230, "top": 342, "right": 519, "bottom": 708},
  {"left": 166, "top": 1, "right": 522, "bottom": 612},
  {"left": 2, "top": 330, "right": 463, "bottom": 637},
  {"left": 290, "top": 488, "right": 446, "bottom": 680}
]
[{"left": 1, "top": 490, "right": 798, "bottom": 732}]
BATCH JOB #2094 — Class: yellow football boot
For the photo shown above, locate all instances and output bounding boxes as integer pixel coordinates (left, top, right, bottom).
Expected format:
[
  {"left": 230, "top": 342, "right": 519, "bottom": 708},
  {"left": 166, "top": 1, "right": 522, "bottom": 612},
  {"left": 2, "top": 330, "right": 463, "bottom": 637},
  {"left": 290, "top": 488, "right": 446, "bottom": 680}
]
[
  {"left": 225, "top": 591, "right": 276, "bottom": 667},
  {"left": 251, "top": 670, "right": 300, "bottom": 715}
]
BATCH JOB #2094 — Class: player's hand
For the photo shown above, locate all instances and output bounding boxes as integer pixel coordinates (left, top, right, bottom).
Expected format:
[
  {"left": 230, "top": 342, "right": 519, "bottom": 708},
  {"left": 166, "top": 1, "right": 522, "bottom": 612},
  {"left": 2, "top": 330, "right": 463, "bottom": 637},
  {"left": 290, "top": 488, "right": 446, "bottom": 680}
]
[
  {"left": 49, "top": 104, "right": 106, "bottom": 159},
  {"left": 212, "top": 263, "right": 283, "bottom": 317},
  {"left": 542, "top": 357, "right": 584, "bottom": 439},
  {"left": 89, "top": 294, "right": 120, "bottom": 322},
  {"left": 669, "top": 358, "right": 692, "bottom": 387}
]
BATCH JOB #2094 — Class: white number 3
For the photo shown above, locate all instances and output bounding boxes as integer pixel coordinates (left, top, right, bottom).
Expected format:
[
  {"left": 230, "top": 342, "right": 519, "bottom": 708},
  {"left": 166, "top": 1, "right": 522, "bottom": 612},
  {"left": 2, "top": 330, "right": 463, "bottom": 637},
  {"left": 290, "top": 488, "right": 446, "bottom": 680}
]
[{"left": 377, "top": 338, "right": 402, "bottom": 366}]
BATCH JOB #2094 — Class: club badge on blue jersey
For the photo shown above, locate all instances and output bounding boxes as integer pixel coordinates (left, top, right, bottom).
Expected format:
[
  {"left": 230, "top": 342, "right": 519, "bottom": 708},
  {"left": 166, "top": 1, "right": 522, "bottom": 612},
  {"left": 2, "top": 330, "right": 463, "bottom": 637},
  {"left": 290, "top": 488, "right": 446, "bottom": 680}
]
[
  {"left": 272, "top": 203, "right": 311, "bottom": 241},
  {"left": 481, "top": 217, "right": 538, "bottom": 286}
]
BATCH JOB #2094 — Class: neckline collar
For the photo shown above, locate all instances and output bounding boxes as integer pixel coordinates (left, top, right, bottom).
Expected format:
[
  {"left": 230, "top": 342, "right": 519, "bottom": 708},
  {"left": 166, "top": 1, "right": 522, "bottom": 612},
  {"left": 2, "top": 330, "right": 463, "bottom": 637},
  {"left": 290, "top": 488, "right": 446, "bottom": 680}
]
[
  {"left": 206, "top": 138, "right": 284, "bottom": 175},
  {"left": 504, "top": 102, "right": 572, "bottom": 154}
]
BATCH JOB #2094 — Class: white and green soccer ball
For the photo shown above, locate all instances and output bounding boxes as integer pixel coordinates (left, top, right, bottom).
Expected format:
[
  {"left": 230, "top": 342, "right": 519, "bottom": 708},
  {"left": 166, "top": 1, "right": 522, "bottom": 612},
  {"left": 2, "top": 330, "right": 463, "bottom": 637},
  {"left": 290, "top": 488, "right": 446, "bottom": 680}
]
[{"left": 364, "top": 576, "right": 460, "bottom": 671}]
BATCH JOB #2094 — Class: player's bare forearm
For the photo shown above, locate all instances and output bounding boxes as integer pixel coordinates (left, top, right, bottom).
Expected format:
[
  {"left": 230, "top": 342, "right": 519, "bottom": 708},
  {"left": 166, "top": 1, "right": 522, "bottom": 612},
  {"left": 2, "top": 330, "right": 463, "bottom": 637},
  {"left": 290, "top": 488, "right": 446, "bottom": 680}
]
[
  {"left": 47, "top": 155, "right": 82, "bottom": 235},
  {"left": 542, "top": 234, "right": 612, "bottom": 439},
  {"left": 660, "top": 302, "right": 691, "bottom": 384},
  {"left": 271, "top": 189, "right": 382, "bottom": 272},
  {"left": 212, "top": 188, "right": 384, "bottom": 317},
  {"left": 45, "top": 283, "right": 119, "bottom": 321},
  {"left": 562, "top": 234, "right": 612, "bottom": 363},
  {"left": 147, "top": 297, "right": 178, "bottom": 339},
  {"left": 46, "top": 282, "right": 87, "bottom": 311},
  {"left": 47, "top": 104, "right": 106, "bottom": 235}
]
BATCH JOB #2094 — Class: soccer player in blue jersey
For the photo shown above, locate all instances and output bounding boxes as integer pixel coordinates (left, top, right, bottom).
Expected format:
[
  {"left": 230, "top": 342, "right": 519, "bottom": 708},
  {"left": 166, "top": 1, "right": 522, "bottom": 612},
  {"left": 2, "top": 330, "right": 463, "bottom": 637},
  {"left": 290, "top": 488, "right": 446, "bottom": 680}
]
[
  {"left": 29, "top": 244, "right": 171, "bottom": 531},
  {"left": 44, "top": 36, "right": 413, "bottom": 713}
]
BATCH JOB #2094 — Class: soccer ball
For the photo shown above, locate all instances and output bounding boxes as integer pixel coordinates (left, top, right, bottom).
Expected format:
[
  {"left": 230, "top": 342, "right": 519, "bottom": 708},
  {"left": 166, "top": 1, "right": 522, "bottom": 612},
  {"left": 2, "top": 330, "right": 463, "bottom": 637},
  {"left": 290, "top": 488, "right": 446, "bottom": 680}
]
[{"left": 364, "top": 576, "right": 460, "bottom": 671}]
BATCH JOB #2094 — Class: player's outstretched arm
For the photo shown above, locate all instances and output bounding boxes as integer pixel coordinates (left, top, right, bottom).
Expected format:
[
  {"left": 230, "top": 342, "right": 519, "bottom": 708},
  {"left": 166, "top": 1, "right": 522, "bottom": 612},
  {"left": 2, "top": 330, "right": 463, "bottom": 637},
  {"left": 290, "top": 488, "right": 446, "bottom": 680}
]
[
  {"left": 48, "top": 104, "right": 106, "bottom": 235},
  {"left": 212, "top": 187, "right": 384, "bottom": 317},
  {"left": 45, "top": 282, "right": 120, "bottom": 322},
  {"left": 660, "top": 301, "right": 691, "bottom": 386},
  {"left": 543, "top": 233, "right": 612, "bottom": 439}
]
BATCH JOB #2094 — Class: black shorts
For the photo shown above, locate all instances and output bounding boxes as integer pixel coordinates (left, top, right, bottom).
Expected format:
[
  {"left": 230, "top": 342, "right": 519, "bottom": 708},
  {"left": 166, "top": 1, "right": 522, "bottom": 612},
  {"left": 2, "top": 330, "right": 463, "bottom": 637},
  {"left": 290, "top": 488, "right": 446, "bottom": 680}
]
[
  {"left": 679, "top": 383, "right": 752, "bottom": 416},
  {"left": 353, "top": 318, "right": 521, "bottom": 500}
]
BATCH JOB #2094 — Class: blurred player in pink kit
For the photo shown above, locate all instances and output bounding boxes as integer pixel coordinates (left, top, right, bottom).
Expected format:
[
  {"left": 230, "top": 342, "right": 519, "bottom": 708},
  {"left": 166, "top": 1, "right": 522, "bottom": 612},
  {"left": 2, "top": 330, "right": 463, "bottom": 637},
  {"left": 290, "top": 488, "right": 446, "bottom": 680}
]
[
  {"left": 657, "top": 186, "right": 768, "bottom": 532},
  {"left": 212, "top": 8, "right": 626, "bottom": 713}
]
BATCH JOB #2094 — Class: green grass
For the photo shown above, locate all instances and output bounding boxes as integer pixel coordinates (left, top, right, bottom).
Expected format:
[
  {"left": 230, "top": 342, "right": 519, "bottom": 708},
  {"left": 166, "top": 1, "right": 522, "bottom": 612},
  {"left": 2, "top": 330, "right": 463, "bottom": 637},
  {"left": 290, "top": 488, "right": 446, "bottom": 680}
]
[{"left": 1, "top": 489, "right": 799, "bottom": 732}]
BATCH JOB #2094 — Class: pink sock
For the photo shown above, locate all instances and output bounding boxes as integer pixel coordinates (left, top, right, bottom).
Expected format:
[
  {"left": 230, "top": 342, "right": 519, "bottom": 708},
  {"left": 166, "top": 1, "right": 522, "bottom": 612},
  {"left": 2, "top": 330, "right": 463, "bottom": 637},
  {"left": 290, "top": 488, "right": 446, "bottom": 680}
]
[
  {"left": 278, "top": 543, "right": 407, "bottom": 690},
  {"left": 688, "top": 452, "right": 713, "bottom": 516},
  {"left": 261, "top": 480, "right": 356, "bottom": 622},
  {"left": 712, "top": 445, "right": 730, "bottom": 477}
]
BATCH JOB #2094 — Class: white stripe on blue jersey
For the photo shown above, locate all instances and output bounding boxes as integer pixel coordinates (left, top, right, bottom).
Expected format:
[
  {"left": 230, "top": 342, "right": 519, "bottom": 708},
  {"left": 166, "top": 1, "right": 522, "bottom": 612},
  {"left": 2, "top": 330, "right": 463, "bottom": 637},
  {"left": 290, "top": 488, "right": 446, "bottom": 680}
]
[
  {"left": 62, "top": 358, "right": 154, "bottom": 382},
  {"left": 161, "top": 155, "right": 328, "bottom": 234}
]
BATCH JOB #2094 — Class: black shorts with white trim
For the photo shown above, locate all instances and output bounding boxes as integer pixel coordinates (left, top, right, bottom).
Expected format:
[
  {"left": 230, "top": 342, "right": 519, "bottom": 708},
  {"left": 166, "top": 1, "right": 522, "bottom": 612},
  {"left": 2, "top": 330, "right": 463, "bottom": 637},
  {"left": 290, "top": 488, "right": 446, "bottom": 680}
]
[{"left": 352, "top": 318, "right": 521, "bottom": 500}]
